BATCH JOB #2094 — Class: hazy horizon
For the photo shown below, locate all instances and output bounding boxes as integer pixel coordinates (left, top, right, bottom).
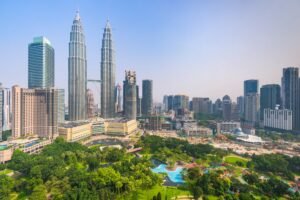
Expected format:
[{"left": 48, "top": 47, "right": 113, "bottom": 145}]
[{"left": 1, "top": 0, "right": 300, "bottom": 104}]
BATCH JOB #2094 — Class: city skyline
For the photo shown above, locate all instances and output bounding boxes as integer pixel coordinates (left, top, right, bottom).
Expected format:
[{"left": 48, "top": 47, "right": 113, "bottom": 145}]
[{"left": 2, "top": 1, "right": 300, "bottom": 102}]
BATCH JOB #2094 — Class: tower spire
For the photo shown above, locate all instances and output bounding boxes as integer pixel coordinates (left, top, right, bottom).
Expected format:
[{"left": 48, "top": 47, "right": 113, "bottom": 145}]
[{"left": 75, "top": 10, "right": 80, "bottom": 21}]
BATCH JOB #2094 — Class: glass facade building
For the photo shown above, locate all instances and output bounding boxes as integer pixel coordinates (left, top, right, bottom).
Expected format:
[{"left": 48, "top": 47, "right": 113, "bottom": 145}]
[{"left": 28, "top": 36, "right": 54, "bottom": 89}]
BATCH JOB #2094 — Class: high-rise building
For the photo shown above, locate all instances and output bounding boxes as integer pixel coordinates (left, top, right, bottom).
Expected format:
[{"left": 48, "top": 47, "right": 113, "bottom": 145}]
[
  {"left": 123, "top": 71, "right": 137, "bottom": 120},
  {"left": 87, "top": 89, "right": 95, "bottom": 119},
  {"left": 260, "top": 84, "right": 281, "bottom": 120},
  {"left": 114, "top": 84, "right": 122, "bottom": 113},
  {"left": 167, "top": 95, "right": 174, "bottom": 111},
  {"left": 213, "top": 98, "right": 223, "bottom": 117},
  {"left": 12, "top": 86, "right": 58, "bottom": 139},
  {"left": 68, "top": 11, "right": 87, "bottom": 121},
  {"left": 281, "top": 67, "right": 300, "bottom": 131},
  {"left": 101, "top": 21, "right": 116, "bottom": 119},
  {"left": 163, "top": 95, "right": 169, "bottom": 112},
  {"left": 0, "top": 84, "right": 11, "bottom": 132},
  {"left": 244, "top": 79, "right": 259, "bottom": 125},
  {"left": 0, "top": 87, "right": 2, "bottom": 141},
  {"left": 57, "top": 89, "right": 65, "bottom": 124},
  {"left": 28, "top": 36, "right": 54, "bottom": 89},
  {"left": 136, "top": 85, "right": 141, "bottom": 117},
  {"left": 192, "top": 97, "right": 212, "bottom": 115},
  {"left": 244, "top": 93, "right": 260, "bottom": 125},
  {"left": 142, "top": 80, "right": 153, "bottom": 116},
  {"left": 222, "top": 95, "right": 232, "bottom": 121},
  {"left": 237, "top": 96, "right": 244, "bottom": 118},
  {"left": 244, "top": 80, "right": 259, "bottom": 96}
]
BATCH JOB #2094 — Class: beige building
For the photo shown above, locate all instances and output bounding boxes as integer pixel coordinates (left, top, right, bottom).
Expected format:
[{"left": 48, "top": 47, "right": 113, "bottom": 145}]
[
  {"left": 12, "top": 86, "right": 58, "bottom": 139},
  {"left": 104, "top": 119, "right": 137, "bottom": 136},
  {"left": 58, "top": 122, "right": 92, "bottom": 142}
]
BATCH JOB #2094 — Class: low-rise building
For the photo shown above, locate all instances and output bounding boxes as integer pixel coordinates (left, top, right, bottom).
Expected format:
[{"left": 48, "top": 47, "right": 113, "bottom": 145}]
[
  {"left": 104, "top": 119, "right": 137, "bottom": 136},
  {"left": 58, "top": 121, "right": 92, "bottom": 142},
  {"left": 0, "top": 138, "right": 52, "bottom": 163},
  {"left": 183, "top": 122, "right": 212, "bottom": 137},
  {"left": 217, "top": 121, "right": 241, "bottom": 134}
]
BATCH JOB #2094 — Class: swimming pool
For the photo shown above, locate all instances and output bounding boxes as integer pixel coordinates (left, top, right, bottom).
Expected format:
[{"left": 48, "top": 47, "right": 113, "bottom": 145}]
[{"left": 151, "top": 164, "right": 185, "bottom": 183}]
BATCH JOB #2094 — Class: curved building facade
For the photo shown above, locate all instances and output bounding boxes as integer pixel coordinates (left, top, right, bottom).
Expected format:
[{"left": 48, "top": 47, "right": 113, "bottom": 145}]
[{"left": 68, "top": 11, "right": 87, "bottom": 121}]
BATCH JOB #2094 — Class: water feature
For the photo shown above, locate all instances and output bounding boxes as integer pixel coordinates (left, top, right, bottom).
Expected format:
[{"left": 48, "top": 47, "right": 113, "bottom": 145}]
[{"left": 151, "top": 164, "right": 185, "bottom": 183}]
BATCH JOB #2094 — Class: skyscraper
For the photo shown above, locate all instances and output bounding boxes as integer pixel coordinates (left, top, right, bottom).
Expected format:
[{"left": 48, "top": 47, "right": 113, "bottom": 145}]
[
  {"left": 237, "top": 96, "right": 244, "bottom": 118},
  {"left": 244, "top": 79, "right": 259, "bottom": 125},
  {"left": 68, "top": 11, "right": 87, "bottom": 121},
  {"left": 260, "top": 84, "right": 281, "bottom": 120},
  {"left": 0, "top": 84, "right": 11, "bottom": 132},
  {"left": 244, "top": 80, "right": 259, "bottom": 96},
  {"left": 244, "top": 93, "right": 260, "bottom": 125},
  {"left": 123, "top": 71, "right": 137, "bottom": 120},
  {"left": 281, "top": 67, "right": 300, "bottom": 131},
  {"left": 28, "top": 36, "right": 54, "bottom": 89},
  {"left": 101, "top": 21, "right": 116, "bottom": 119},
  {"left": 222, "top": 95, "right": 232, "bottom": 121},
  {"left": 136, "top": 85, "right": 141, "bottom": 117},
  {"left": 0, "top": 86, "right": 2, "bottom": 141},
  {"left": 142, "top": 80, "right": 153, "bottom": 116}
]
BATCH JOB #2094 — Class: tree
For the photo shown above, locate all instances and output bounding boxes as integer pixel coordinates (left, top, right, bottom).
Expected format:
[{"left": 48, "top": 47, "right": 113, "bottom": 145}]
[
  {"left": 191, "top": 185, "right": 203, "bottom": 200},
  {"left": 29, "top": 185, "right": 47, "bottom": 200},
  {"left": 0, "top": 175, "right": 14, "bottom": 200},
  {"left": 157, "top": 192, "right": 162, "bottom": 200}
]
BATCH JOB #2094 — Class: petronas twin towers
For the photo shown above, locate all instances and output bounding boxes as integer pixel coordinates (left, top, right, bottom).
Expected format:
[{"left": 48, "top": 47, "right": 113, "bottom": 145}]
[{"left": 68, "top": 11, "right": 115, "bottom": 121}]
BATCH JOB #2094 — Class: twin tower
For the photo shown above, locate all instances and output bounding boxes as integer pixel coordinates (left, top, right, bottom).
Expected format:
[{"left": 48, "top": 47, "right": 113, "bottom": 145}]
[{"left": 68, "top": 11, "right": 115, "bottom": 121}]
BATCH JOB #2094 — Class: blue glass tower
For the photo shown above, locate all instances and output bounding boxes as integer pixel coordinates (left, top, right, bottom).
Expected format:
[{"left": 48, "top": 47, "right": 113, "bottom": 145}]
[{"left": 28, "top": 36, "right": 54, "bottom": 89}]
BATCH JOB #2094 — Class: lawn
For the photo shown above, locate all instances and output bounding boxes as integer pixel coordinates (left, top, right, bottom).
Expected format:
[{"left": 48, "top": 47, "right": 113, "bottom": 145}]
[
  {"left": 224, "top": 154, "right": 249, "bottom": 167},
  {"left": 124, "top": 185, "right": 191, "bottom": 200},
  {"left": 0, "top": 169, "right": 13, "bottom": 175}
]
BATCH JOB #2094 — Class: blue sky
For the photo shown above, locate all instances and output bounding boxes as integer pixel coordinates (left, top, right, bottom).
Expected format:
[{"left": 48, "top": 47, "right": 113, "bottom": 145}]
[{"left": 1, "top": 0, "right": 300, "bottom": 103}]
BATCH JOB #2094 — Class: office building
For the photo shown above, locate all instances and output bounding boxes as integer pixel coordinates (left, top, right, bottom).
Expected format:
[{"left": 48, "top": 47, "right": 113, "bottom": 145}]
[
  {"left": 264, "top": 108, "right": 292, "bottom": 131},
  {"left": 213, "top": 98, "right": 223, "bottom": 116},
  {"left": 260, "top": 84, "right": 281, "bottom": 120},
  {"left": 101, "top": 21, "right": 116, "bottom": 118},
  {"left": 12, "top": 86, "right": 58, "bottom": 139},
  {"left": 167, "top": 95, "right": 174, "bottom": 111},
  {"left": 136, "top": 85, "right": 141, "bottom": 117},
  {"left": 192, "top": 97, "right": 212, "bottom": 115},
  {"left": 87, "top": 89, "right": 95, "bottom": 118},
  {"left": 0, "top": 84, "right": 11, "bottom": 140},
  {"left": 163, "top": 95, "right": 168, "bottom": 112},
  {"left": 244, "top": 93, "right": 260, "bottom": 125},
  {"left": 123, "top": 71, "right": 137, "bottom": 120},
  {"left": 172, "top": 95, "right": 189, "bottom": 116},
  {"left": 68, "top": 11, "right": 87, "bottom": 121},
  {"left": 244, "top": 79, "right": 258, "bottom": 96},
  {"left": 222, "top": 95, "right": 232, "bottom": 121},
  {"left": 142, "top": 80, "right": 153, "bottom": 116},
  {"left": 281, "top": 67, "right": 300, "bottom": 131},
  {"left": 57, "top": 89, "right": 65, "bottom": 124},
  {"left": 28, "top": 36, "right": 54, "bottom": 89},
  {"left": 237, "top": 96, "right": 244, "bottom": 118}
]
